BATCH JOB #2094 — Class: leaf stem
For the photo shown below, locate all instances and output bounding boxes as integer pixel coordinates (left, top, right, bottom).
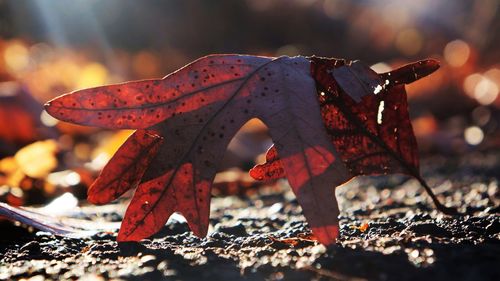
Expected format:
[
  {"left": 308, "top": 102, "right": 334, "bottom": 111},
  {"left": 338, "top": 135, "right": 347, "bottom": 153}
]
[{"left": 321, "top": 85, "right": 462, "bottom": 216}]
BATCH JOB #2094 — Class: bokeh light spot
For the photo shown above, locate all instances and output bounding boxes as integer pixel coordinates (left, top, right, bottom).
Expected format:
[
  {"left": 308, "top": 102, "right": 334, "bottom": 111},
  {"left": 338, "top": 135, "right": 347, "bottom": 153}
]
[
  {"left": 474, "top": 77, "right": 498, "bottom": 105},
  {"left": 133, "top": 51, "right": 159, "bottom": 78},
  {"left": 3, "top": 42, "right": 29, "bottom": 74},
  {"left": 471, "top": 106, "right": 491, "bottom": 126},
  {"left": 40, "top": 110, "right": 59, "bottom": 127},
  {"left": 395, "top": 28, "right": 423, "bottom": 56},
  {"left": 77, "top": 62, "right": 108, "bottom": 89},
  {"left": 464, "top": 126, "right": 484, "bottom": 145},
  {"left": 443, "top": 40, "right": 470, "bottom": 67}
]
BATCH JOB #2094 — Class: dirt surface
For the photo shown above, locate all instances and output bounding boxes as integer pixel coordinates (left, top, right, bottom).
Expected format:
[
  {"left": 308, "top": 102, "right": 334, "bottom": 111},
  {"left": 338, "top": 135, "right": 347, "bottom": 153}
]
[{"left": 0, "top": 151, "right": 499, "bottom": 281}]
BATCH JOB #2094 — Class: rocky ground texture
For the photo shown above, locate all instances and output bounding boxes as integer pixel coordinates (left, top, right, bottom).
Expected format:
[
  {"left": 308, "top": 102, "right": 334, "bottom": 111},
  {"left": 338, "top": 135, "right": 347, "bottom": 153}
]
[{"left": 0, "top": 151, "right": 499, "bottom": 281}]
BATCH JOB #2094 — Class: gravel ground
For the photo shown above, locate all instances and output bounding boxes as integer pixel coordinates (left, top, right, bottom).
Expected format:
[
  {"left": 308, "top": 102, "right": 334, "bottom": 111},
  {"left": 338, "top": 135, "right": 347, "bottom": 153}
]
[{"left": 0, "top": 151, "right": 499, "bottom": 281}]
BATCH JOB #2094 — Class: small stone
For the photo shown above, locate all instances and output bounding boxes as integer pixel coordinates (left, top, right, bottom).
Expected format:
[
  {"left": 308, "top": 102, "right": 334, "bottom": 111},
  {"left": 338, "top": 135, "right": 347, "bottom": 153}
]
[
  {"left": 216, "top": 222, "right": 248, "bottom": 237},
  {"left": 140, "top": 254, "right": 157, "bottom": 266},
  {"left": 408, "top": 223, "right": 451, "bottom": 237}
]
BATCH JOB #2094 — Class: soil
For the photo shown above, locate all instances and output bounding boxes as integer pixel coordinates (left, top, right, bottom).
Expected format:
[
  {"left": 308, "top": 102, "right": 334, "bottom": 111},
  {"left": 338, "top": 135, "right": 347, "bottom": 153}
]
[{"left": 0, "top": 151, "right": 499, "bottom": 281}]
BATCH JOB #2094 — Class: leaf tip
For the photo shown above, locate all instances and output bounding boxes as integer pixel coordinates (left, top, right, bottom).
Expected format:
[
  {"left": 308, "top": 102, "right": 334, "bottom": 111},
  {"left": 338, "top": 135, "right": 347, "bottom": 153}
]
[
  {"left": 43, "top": 101, "right": 52, "bottom": 110},
  {"left": 86, "top": 181, "right": 114, "bottom": 205},
  {"left": 43, "top": 99, "right": 57, "bottom": 116},
  {"left": 412, "top": 59, "right": 440, "bottom": 79},
  {"left": 310, "top": 225, "right": 339, "bottom": 246},
  {"left": 248, "top": 166, "right": 263, "bottom": 181},
  {"left": 43, "top": 95, "right": 67, "bottom": 121},
  {"left": 190, "top": 224, "right": 208, "bottom": 238},
  {"left": 86, "top": 191, "right": 107, "bottom": 205}
]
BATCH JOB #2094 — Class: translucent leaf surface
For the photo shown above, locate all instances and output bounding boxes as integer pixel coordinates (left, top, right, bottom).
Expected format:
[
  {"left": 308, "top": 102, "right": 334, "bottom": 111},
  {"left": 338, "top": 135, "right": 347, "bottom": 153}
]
[{"left": 46, "top": 55, "right": 349, "bottom": 245}]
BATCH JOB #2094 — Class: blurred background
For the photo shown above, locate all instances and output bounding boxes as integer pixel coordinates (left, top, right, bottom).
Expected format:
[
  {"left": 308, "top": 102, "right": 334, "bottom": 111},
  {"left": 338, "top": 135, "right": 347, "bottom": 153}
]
[{"left": 0, "top": 0, "right": 498, "bottom": 207}]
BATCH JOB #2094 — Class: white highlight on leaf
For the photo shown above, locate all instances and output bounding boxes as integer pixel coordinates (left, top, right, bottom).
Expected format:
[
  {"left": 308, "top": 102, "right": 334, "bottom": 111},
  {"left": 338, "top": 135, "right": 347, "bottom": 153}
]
[
  {"left": 374, "top": 84, "right": 383, "bottom": 95},
  {"left": 377, "top": 101, "right": 385, "bottom": 124}
]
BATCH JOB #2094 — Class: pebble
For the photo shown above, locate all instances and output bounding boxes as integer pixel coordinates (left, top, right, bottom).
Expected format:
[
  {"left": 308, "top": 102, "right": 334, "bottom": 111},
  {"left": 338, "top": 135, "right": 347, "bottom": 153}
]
[
  {"left": 216, "top": 222, "right": 248, "bottom": 237},
  {"left": 408, "top": 223, "right": 451, "bottom": 237}
]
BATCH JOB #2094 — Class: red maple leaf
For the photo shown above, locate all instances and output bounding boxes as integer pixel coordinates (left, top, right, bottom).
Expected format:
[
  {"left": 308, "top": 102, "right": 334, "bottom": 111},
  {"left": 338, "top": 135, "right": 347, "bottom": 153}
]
[{"left": 45, "top": 55, "right": 451, "bottom": 245}]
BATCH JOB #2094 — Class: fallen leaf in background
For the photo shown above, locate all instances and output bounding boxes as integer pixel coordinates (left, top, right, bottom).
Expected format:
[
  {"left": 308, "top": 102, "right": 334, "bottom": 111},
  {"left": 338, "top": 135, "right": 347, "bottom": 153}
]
[
  {"left": 0, "top": 138, "right": 98, "bottom": 205},
  {"left": 0, "top": 195, "right": 121, "bottom": 238},
  {"left": 14, "top": 139, "right": 58, "bottom": 179},
  {"left": 0, "top": 185, "right": 24, "bottom": 206},
  {"left": 0, "top": 140, "right": 59, "bottom": 203},
  {"left": 0, "top": 82, "right": 44, "bottom": 152}
]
